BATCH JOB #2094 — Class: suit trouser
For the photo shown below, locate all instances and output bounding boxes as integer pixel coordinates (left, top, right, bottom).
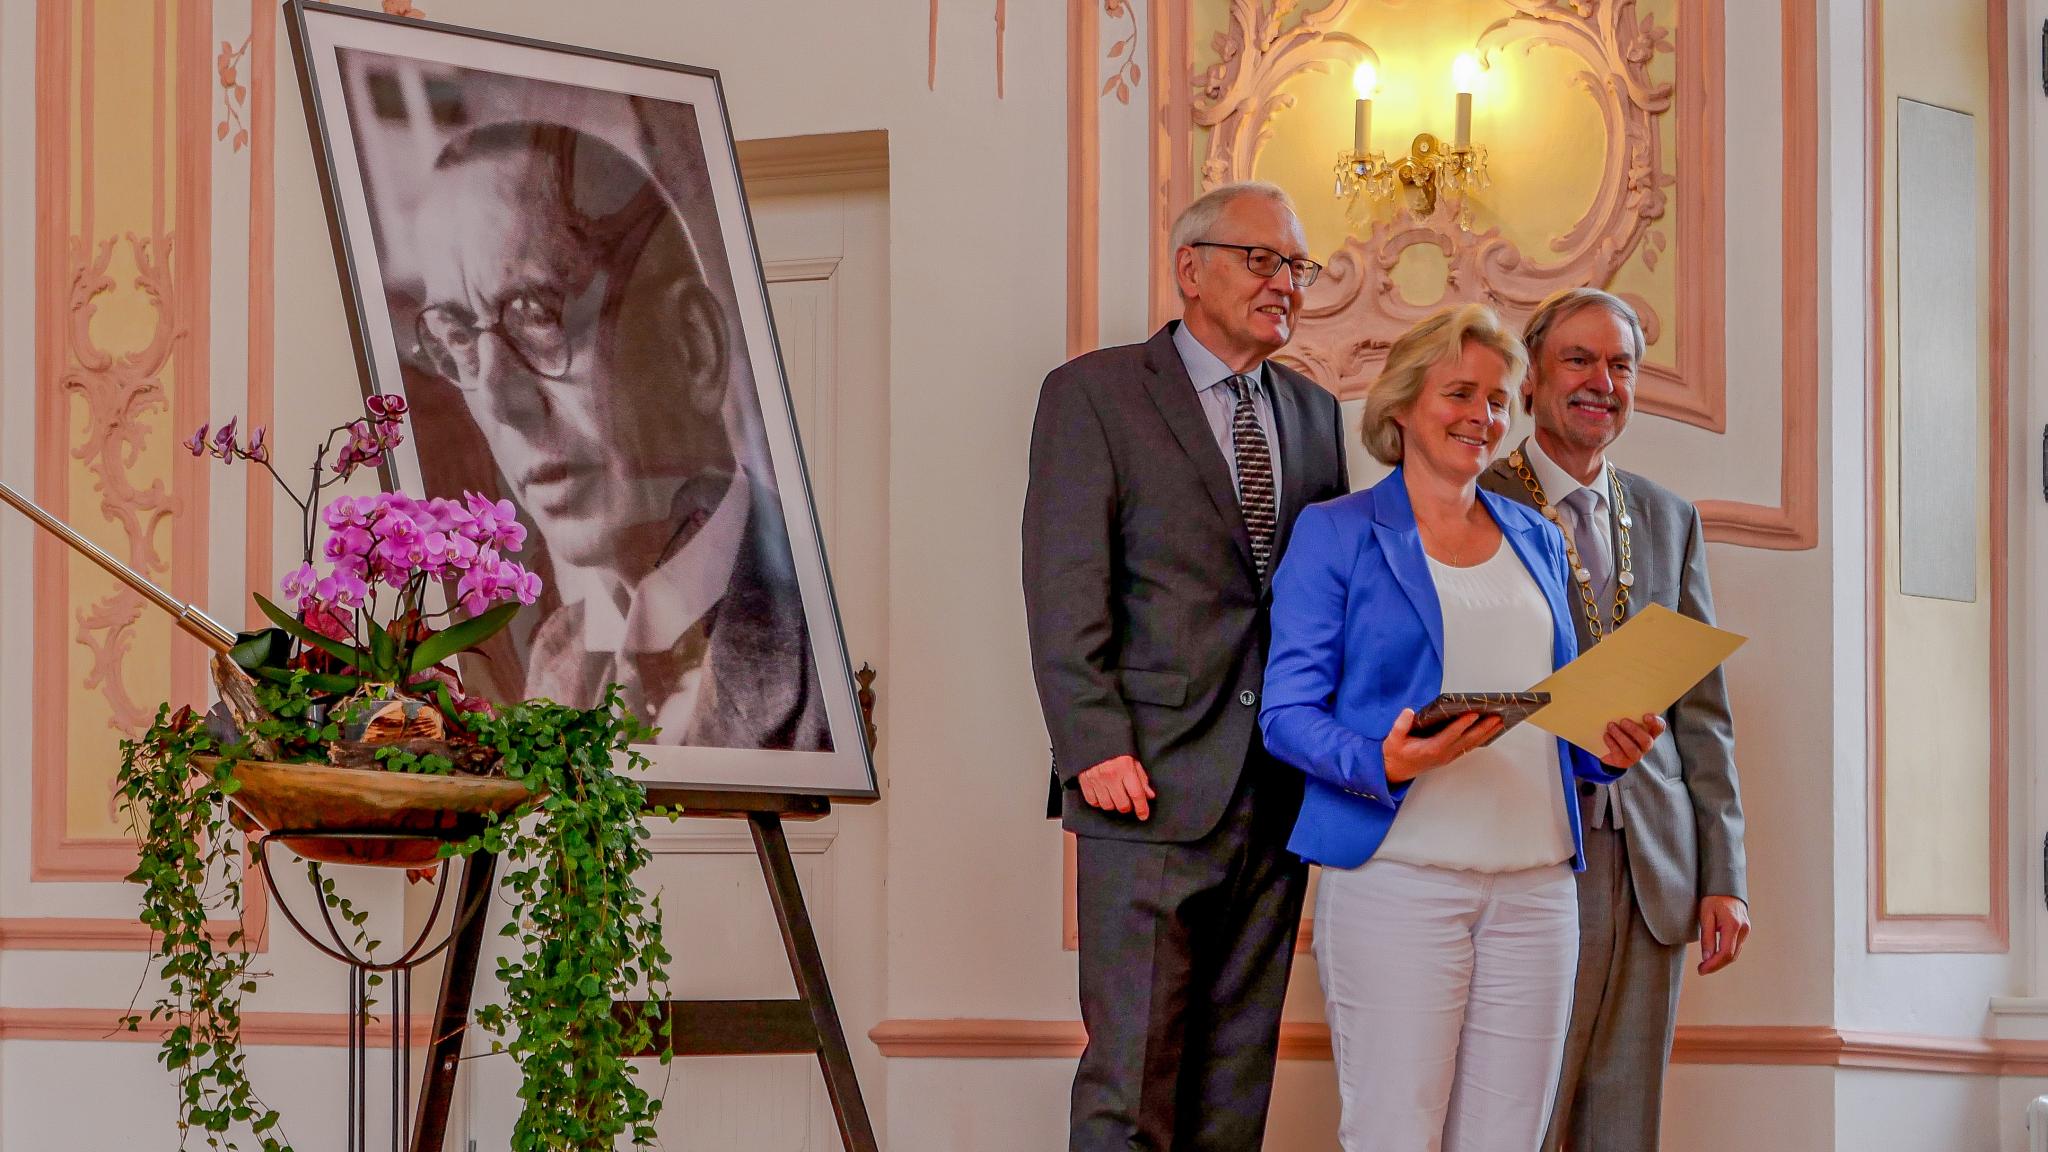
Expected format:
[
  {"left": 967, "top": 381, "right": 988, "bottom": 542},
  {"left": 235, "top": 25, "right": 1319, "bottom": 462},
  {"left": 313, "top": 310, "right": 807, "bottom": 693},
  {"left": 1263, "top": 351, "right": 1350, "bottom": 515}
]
[
  {"left": 1316, "top": 856, "right": 1579, "bottom": 1152},
  {"left": 1542, "top": 822, "right": 1687, "bottom": 1152},
  {"left": 1070, "top": 769, "right": 1308, "bottom": 1152}
]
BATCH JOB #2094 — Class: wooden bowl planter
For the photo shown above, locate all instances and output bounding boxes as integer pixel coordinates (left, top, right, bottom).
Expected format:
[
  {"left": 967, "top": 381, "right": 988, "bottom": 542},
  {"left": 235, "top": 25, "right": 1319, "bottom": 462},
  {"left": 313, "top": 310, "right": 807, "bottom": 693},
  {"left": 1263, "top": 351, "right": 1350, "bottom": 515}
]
[{"left": 198, "top": 756, "right": 533, "bottom": 868}]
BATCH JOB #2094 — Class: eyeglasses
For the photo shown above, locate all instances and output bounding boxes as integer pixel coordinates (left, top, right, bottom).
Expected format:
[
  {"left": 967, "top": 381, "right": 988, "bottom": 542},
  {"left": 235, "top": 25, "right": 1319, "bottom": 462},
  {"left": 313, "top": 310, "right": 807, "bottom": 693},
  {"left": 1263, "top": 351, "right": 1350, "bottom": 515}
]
[
  {"left": 1190, "top": 242, "right": 1323, "bottom": 288},
  {"left": 414, "top": 187, "right": 667, "bottom": 389},
  {"left": 416, "top": 285, "right": 585, "bottom": 384}
]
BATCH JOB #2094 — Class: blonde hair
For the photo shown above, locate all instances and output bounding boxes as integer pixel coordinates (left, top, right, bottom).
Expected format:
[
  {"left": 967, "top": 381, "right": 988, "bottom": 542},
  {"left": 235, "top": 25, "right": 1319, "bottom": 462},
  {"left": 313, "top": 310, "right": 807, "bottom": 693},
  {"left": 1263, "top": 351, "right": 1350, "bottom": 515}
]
[{"left": 1360, "top": 304, "right": 1528, "bottom": 465}]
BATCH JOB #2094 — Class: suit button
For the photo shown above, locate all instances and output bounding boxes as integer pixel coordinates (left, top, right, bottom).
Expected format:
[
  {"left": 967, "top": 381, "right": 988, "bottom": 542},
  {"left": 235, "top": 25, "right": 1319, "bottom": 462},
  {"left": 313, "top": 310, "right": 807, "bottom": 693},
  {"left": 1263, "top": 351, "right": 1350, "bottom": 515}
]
[{"left": 1239, "top": 690, "right": 1257, "bottom": 707}]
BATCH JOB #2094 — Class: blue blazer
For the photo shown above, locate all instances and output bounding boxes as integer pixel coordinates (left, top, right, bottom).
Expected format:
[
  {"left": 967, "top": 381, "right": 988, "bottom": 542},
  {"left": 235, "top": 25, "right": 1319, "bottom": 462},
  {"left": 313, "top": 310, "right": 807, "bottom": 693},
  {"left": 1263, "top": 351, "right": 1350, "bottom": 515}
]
[{"left": 1258, "top": 467, "right": 1619, "bottom": 871}]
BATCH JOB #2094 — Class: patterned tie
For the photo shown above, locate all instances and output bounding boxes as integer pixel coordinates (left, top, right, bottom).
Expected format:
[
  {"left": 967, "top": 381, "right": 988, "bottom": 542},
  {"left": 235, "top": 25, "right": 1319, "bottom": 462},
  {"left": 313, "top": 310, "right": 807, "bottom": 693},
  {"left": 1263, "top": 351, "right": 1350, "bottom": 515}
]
[
  {"left": 1228, "top": 374, "right": 1277, "bottom": 580},
  {"left": 1561, "top": 485, "right": 1614, "bottom": 606}
]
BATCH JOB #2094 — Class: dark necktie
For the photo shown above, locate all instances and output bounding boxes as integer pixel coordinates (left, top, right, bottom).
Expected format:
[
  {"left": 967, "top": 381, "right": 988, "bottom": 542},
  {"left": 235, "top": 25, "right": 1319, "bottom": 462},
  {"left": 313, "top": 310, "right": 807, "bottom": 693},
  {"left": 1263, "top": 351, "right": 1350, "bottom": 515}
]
[{"left": 1227, "top": 374, "right": 1276, "bottom": 579}]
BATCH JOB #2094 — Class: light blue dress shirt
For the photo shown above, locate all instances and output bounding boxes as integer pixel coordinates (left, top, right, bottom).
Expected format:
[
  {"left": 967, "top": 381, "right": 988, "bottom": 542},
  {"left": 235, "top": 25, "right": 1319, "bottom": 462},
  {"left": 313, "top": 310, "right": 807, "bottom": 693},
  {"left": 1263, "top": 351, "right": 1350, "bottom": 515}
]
[{"left": 1172, "top": 322, "right": 1284, "bottom": 500}]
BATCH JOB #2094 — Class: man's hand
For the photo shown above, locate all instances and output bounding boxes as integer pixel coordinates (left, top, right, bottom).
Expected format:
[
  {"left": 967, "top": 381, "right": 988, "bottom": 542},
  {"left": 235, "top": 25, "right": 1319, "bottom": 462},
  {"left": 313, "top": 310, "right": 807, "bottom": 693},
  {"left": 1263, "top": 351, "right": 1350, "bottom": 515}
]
[
  {"left": 1598, "top": 714, "right": 1667, "bottom": 769},
  {"left": 1698, "top": 895, "right": 1750, "bottom": 974},
  {"left": 1077, "top": 755, "right": 1156, "bottom": 821}
]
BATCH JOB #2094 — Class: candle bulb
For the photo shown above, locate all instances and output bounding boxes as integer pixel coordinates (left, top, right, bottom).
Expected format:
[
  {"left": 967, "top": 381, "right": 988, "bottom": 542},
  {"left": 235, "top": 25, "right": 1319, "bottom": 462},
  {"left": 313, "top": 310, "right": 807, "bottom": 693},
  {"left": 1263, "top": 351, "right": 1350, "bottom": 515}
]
[
  {"left": 1452, "top": 53, "right": 1479, "bottom": 150},
  {"left": 1352, "top": 62, "right": 1376, "bottom": 154}
]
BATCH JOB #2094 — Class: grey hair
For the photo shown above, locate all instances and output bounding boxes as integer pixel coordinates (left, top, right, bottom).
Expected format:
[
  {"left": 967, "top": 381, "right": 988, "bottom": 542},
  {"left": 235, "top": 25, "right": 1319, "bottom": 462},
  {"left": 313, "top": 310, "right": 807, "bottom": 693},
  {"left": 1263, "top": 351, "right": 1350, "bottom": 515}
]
[
  {"left": 1522, "top": 287, "right": 1645, "bottom": 366},
  {"left": 1360, "top": 303, "right": 1528, "bottom": 466},
  {"left": 1168, "top": 182, "right": 1299, "bottom": 299}
]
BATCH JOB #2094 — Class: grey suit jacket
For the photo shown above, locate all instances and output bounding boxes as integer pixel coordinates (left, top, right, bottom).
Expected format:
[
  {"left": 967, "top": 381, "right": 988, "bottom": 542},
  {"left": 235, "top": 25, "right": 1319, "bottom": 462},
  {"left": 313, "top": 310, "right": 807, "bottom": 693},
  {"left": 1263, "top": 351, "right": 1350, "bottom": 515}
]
[
  {"left": 1022, "top": 323, "right": 1350, "bottom": 843},
  {"left": 1480, "top": 447, "right": 1747, "bottom": 944}
]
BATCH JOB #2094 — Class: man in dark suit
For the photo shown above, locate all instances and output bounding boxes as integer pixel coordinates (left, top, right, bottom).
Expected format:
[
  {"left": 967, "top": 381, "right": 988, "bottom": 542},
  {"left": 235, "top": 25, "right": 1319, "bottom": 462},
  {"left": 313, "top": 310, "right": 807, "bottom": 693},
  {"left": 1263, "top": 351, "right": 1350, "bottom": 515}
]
[
  {"left": 1477, "top": 287, "right": 1749, "bottom": 1152},
  {"left": 1023, "top": 182, "right": 1350, "bottom": 1151}
]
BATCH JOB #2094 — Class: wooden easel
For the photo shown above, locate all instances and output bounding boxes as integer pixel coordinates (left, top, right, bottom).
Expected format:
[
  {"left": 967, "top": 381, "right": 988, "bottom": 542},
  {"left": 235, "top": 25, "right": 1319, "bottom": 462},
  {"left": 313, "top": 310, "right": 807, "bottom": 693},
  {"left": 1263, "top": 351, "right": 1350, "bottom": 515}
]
[{"left": 410, "top": 788, "right": 879, "bottom": 1152}]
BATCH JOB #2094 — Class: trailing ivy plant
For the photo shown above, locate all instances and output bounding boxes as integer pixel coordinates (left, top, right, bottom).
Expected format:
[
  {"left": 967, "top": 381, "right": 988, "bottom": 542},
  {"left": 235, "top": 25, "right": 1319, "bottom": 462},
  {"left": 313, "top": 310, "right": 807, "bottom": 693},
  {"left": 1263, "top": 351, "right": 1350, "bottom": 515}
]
[
  {"left": 119, "top": 703, "right": 294, "bottom": 1152},
  {"left": 116, "top": 676, "right": 675, "bottom": 1151},
  {"left": 458, "top": 689, "right": 673, "bottom": 1149}
]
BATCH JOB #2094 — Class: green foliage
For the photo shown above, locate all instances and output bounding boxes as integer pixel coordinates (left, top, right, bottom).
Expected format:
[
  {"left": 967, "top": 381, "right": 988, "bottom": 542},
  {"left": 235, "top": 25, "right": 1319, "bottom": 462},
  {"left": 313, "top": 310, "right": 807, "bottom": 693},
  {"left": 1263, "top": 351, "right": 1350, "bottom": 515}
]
[
  {"left": 252, "top": 593, "right": 364, "bottom": 672},
  {"left": 117, "top": 707, "right": 289, "bottom": 1152},
  {"left": 407, "top": 601, "right": 519, "bottom": 675},
  {"left": 115, "top": 678, "right": 672, "bottom": 1151},
  {"left": 456, "top": 687, "right": 673, "bottom": 1150}
]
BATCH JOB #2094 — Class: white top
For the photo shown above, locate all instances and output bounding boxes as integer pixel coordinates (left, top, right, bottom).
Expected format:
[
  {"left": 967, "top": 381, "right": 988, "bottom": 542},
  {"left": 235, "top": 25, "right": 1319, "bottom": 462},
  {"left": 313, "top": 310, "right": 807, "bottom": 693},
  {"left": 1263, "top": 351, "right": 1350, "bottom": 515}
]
[{"left": 1373, "top": 540, "right": 1576, "bottom": 873}]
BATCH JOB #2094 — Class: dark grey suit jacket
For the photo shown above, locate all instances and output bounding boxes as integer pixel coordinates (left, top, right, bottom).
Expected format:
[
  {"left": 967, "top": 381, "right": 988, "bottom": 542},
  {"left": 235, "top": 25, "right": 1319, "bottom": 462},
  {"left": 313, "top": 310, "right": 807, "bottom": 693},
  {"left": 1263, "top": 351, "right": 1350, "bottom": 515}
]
[
  {"left": 1480, "top": 448, "right": 1747, "bottom": 944},
  {"left": 1023, "top": 323, "right": 1350, "bottom": 844}
]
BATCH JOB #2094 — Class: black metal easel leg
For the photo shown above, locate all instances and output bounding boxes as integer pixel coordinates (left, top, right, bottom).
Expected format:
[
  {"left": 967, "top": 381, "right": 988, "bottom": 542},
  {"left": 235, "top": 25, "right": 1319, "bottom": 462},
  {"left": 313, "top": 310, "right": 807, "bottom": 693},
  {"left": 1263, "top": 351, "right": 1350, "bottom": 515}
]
[
  {"left": 748, "top": 812, "right": 880, "bottom": 1152},
  {"left": 410, "top": 851, "right": 497, "bottom": 1152}
]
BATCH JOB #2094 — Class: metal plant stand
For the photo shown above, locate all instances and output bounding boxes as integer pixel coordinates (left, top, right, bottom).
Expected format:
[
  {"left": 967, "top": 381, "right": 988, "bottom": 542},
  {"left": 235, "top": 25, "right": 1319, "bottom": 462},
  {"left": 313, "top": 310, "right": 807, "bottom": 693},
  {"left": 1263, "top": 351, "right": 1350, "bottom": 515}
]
[{"left": 256, "top": 832, "right": 494, "bottom": 1152}]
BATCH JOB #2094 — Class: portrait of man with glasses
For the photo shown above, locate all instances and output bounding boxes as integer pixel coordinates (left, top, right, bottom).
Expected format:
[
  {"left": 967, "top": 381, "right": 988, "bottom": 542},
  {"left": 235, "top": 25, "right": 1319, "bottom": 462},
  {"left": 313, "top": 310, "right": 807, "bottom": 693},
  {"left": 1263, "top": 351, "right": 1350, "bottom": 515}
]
[{"left": 341, "top": 82, "right": 832, "bottom": 754}]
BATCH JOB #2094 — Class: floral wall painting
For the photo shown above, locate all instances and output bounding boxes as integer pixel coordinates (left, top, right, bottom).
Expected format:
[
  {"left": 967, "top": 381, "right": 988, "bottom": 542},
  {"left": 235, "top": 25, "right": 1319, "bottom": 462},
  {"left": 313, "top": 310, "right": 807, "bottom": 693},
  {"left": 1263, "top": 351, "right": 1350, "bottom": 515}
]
[{"left": 287, "top": 1, "right": 876, "bottom": 797}]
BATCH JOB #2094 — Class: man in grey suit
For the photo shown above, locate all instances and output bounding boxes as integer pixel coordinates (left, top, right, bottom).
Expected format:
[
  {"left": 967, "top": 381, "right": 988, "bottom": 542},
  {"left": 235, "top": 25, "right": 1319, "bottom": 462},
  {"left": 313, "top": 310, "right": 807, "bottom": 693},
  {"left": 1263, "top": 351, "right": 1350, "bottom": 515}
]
[
  {"left": 1023, "top": 182, "right": 1349, "bottom": 1151},
  {"left": 1478, "top": 287, "right": 1750, "bottom": 1152}
]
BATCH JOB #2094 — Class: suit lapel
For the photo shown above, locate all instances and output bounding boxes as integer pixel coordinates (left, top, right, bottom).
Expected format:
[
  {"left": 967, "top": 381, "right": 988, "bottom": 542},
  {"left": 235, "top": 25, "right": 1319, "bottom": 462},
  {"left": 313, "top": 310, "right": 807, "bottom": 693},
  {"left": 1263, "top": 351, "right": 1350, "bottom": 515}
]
[
  {"left": 1267, "top": 367, "right": 1309, "bottom": 567},
  {"left": 1370, "top": 471, "right": 1445, "bottom": 669},
  {"left": 1139, "top": 324, "right": 1255, "bottom": 575},
  {"left": 691, "top": 510, "right": 810, "bottom": 746}
]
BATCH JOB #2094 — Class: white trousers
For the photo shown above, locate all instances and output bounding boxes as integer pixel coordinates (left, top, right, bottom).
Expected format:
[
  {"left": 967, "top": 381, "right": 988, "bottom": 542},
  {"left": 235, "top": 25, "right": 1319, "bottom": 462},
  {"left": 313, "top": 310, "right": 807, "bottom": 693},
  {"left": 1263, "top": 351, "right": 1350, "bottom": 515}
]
[{"left": 1314, "top": 857, "right": 1579, "bottom": 1152}]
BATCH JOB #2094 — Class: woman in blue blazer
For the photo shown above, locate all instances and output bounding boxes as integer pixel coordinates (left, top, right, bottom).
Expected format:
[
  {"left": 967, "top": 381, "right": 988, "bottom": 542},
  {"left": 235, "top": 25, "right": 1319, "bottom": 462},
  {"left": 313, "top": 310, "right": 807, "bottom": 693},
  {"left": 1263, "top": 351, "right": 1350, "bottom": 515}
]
[{"left": 1260, "top": 304, "right": 1663, "bottom": 1152}]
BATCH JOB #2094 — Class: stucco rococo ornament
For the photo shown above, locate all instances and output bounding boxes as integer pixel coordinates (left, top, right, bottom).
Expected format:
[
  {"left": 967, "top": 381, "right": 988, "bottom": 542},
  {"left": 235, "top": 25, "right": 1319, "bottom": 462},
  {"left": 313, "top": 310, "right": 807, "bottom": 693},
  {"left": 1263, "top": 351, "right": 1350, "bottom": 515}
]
[
  {"left": 1193, "top": 0, "right": 1678, "bottom": 399},
  {"left": 63, "top": 232, "right": 184, "bottom": 742}
]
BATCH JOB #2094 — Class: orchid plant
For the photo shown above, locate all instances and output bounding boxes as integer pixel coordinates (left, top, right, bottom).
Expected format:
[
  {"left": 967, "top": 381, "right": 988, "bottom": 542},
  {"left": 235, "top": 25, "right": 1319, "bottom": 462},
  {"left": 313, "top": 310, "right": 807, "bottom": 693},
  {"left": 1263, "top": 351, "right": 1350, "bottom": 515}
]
[{"left": 188, "top": 393, "right": 540, "bottom": 700}]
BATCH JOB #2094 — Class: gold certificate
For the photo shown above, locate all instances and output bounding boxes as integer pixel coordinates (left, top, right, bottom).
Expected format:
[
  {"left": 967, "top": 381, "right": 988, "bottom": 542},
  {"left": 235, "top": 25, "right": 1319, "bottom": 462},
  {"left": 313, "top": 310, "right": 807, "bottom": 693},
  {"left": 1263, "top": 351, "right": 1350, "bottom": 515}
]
[{"left": 1525, "top": 603, "right": 1746, "bottom": 753}]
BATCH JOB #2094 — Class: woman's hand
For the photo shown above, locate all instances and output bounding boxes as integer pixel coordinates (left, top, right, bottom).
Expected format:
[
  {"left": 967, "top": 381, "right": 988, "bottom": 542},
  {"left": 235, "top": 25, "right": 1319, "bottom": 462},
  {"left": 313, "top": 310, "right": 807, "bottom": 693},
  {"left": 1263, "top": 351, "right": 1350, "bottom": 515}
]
[
  {"left": 1599, "top": 714, "right": 1667, "bottom": 769},
  {"left": 1382, "top": 708, "right": 1502, "bottom": 784}
]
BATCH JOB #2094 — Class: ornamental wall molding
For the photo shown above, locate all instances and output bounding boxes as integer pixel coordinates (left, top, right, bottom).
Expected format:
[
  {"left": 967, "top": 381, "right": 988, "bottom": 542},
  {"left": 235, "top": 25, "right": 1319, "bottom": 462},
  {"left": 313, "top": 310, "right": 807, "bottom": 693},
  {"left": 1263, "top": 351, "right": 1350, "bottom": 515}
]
[
  {"left": 63, "top": 232, "right": 185, "bottom": 745},
  {"left": 1187, "top": 0, "right": 1722, "bottom": 429}
]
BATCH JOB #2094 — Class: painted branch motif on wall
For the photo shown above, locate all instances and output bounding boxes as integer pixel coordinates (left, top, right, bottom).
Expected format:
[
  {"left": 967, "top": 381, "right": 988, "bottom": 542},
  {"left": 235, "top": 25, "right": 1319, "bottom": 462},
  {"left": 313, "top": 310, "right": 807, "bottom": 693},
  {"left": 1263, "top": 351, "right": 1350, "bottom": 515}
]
[
  {"left": 217, "top": 35, "right": 252, "bottom": 151},
  {"left": 1105, "top": 0, "right": 1143, "bottom": 103},
  {"left": 1191, "top": 0, "right": 1690, "bottom": 404}
]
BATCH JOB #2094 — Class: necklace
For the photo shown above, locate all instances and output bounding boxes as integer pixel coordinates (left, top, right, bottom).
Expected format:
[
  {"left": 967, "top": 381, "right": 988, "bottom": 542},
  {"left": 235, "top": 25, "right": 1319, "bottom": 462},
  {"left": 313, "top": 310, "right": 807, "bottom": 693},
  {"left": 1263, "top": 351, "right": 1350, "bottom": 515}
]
[
  {"left": 1507, "top": 449, "right": 1635, "bottom": 640},
  {"left": 1418, "top": 504, "right": 1491, "bottom": 567}
]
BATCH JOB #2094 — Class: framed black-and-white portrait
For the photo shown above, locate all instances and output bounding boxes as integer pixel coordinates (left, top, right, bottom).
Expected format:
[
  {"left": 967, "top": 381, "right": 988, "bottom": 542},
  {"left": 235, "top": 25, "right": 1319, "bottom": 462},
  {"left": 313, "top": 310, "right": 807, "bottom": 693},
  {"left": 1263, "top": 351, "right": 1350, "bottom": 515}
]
[{"left": 287, "top": 1, "right": 876, "bottom": 798}]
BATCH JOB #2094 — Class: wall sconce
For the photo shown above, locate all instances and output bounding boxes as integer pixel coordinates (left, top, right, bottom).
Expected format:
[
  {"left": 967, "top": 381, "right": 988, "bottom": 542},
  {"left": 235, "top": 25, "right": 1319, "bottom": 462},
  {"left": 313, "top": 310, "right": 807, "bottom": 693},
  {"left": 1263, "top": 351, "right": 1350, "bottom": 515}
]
[{"left": 1335, "top": 54, "right": 1490, "bottom": 219}]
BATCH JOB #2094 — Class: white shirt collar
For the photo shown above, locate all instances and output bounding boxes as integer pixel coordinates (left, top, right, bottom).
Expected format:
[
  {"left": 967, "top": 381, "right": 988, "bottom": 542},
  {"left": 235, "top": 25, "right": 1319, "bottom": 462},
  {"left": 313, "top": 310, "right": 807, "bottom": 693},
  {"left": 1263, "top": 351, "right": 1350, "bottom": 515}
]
[
  {"left": 1524, "top": 434, "right": 1612, "bottom": 513},
  {"left": 576, "top": 468, "right": 752, "bottom": 656},
  {"left": 1172, "top": 321, "right": 1262, "bottom": 396}
]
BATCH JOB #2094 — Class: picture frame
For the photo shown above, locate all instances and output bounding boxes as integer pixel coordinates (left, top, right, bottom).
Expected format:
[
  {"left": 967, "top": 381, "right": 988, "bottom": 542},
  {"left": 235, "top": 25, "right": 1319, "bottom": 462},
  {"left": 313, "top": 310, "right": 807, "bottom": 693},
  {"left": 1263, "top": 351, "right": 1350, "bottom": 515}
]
[{"left": 285, "top": 0, "right": 878, "bottom": 798}]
